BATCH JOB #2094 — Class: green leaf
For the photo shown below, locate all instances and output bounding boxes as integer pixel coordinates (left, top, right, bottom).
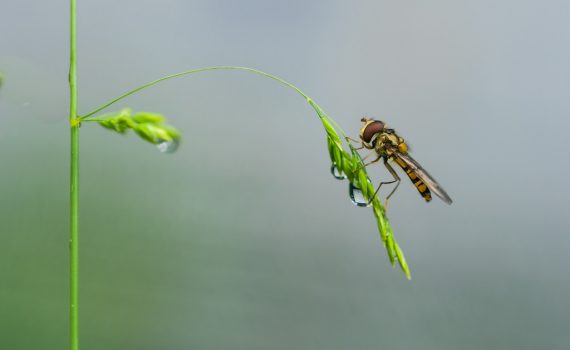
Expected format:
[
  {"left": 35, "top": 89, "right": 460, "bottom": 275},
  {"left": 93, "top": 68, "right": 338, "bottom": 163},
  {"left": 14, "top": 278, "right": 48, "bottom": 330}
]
[
  {"left": 385, "top": 235, "right": 396, "bottom": 265},
  {"left": 395, "top": 242, "right": 412, "bottom": 280},
  {"left": 341, "top": 154, "right": 355, "bottom": 180},
  {"left": 132, "top": 111, "right": 165, "bottom": 124},
  {"left": 162, "top": 125, "right": 181, "bottom": 140},
  {"left": 358, "top": 170, "right": 369, "bottom": 198},
  {"left": 327, "top": 139, "right": 336, "bottom": 163},
  {"left": 367, "top": 181, "right": 376, "bottom": 200},
  {"left": 133, "top": 123, "right": 157, "bottom": 143},
  {"left": 95, "top": 108, "right": 181, "bottom": 149},
  {"left": 320, "top": 117, "right": 341, "bottom": 142},
  {"left": 332, "top": 145, "right": 343, "bottom": 171}
]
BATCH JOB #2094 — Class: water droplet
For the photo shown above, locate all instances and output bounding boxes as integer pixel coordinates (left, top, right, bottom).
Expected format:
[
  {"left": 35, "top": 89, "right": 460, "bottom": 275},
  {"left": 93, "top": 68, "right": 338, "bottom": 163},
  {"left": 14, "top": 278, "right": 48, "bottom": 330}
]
[
  {"left": 330, "top": 164, "right": 346, "bottom": 180},
  {"left": 349, "top": 182, "right": 370, "bottom": 207},
  {"left": 156, "top": 138, "right": 179, "bottom": 153}
]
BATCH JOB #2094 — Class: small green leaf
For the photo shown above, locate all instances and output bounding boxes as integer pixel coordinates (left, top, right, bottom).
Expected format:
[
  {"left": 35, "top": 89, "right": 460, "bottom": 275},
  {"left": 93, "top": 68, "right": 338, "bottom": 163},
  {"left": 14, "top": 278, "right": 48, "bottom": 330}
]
[
  {"left": 372, "top": 201, "right": 387, "bottom": 242},
  {"left": 133, "top": 123, "right": 156, "bottom": 143},
  {"left": 332, "top": 146, "right": 343, "bottom": 171},
  {"left": 132, "top": 111, "right": 165, "bottom": 124},
  {"left": 99, "top": 115, "right": 134, "bottom": 133},
  {"left": 162, "top": 125, "right": 181, "bottom": 140},
  {"left": 395, "top": 242, "right": 412, "bottom": 280},
  {"left": 367, "top": 181, "right": 376, "bottom": 200},
  {"left": 358, "top": 170, "right": 368, "bottom": 198},
  {"left": 327, "top": 140, "right": 336, "bottom": 164},
  {"left": 375, "top": 221, "right": 387, "bottom": 242},
  {"left": 385, "top": 235, "right": 396, "bottom": 265},
  {"left": 341, "top": 154, "right": 355, "bottom": 180},
  {"left": 95, "top": 109, "right": 181, "bottom": 151},
  {"left": 320, "top": 117, "right": 336, "bottom": 137}
]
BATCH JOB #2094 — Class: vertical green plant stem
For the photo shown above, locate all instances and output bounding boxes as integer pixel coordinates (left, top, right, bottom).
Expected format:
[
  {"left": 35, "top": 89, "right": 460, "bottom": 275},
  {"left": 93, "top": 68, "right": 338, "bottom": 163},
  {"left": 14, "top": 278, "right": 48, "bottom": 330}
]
[{"left": 69, "top": 0, "right": 79, "bottom": 349}]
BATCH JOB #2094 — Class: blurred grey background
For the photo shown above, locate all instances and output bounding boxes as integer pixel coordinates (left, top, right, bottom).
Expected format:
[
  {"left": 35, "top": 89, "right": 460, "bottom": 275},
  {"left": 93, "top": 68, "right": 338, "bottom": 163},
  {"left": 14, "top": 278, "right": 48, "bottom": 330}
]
[{"left": 1, "top": 0, "right": 570, "bottom": 349}]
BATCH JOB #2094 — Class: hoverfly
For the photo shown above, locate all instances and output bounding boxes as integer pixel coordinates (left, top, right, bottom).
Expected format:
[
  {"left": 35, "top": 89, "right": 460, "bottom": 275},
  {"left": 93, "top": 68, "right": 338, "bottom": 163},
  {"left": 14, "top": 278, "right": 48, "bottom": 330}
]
[{"left": 350, "top": 117, "right": 452, "bottom": 207}]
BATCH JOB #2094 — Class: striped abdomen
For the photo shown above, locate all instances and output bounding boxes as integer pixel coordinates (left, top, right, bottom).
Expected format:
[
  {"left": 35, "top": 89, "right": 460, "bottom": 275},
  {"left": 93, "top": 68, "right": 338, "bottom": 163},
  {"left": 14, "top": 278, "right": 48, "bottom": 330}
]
[{"left": 393, "top": 156, "right": 432, "bottom": 202}]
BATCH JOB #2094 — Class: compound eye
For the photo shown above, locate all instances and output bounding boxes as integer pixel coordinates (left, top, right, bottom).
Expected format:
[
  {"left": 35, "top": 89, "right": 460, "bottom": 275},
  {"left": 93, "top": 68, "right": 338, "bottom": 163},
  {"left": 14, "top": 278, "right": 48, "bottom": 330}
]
[{"left": 361, "top": 121, "right": 385, "bottom": 143}]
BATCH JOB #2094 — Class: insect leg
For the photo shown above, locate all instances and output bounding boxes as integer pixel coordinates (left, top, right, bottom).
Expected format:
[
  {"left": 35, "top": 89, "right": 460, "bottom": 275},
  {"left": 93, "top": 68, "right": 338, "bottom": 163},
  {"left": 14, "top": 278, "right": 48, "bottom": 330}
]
[
  {"left": 346, "top": 136, "right": 362, "bottom": 145},
  {"left": 350, "top": 153, "right": 380, "bottom": 179},
  {"left": 360, "top": 152, "right": 372, "bottom": 162},
  {"left": 363, "top": 154, "right": 382, "bottom": 167},
  {"left": 366, "top": 157, "right": 400, "bottom": 205},
  {"left": 382, "top": 160, "right": 401, "bottom": 210},
  {"left": 346, "top": 151, "right": 376, "bottom": 181},
  {"left": 345, "top": 136, "right": 364, "bottom": 151}
]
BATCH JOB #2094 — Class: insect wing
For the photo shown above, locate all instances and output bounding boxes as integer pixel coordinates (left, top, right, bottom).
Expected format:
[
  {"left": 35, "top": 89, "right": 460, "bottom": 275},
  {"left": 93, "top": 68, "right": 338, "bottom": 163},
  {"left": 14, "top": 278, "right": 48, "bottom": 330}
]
[{"left": 392, "top": 151, "right": 453, "bottom": 205}]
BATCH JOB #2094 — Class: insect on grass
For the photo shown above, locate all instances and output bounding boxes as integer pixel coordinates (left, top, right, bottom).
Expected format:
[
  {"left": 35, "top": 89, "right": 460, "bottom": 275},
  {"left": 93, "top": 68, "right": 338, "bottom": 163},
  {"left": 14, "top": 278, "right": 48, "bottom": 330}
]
[{"left": 348, "top": 117, "right": 453, "bottom": 209}]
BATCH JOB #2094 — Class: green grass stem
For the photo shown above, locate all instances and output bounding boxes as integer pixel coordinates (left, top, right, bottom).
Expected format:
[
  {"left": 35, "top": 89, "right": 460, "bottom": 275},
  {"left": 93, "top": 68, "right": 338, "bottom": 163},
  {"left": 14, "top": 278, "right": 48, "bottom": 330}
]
[{"left": 69, "top": 0, "right": 80, "bottom": 349}]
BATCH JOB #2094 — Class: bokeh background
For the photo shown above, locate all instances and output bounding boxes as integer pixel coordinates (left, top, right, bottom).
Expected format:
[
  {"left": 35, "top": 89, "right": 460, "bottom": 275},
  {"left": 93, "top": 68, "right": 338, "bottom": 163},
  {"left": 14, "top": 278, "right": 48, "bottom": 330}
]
[{"left": 1, "top": 0, "right": 570, "bottom": 349}]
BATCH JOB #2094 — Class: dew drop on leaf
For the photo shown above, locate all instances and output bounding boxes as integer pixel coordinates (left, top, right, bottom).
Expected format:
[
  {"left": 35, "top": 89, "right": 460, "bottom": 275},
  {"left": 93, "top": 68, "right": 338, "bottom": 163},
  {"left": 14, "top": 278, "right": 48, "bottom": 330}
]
[
  {"left": 156, "top": 139, "right": 179, "bottom": 153},
  {"left": 330, "top": 163, "right": 347, "bottom": 180},
  {"left": 349, "top": 182, "right": 370, "bottom": 207}
]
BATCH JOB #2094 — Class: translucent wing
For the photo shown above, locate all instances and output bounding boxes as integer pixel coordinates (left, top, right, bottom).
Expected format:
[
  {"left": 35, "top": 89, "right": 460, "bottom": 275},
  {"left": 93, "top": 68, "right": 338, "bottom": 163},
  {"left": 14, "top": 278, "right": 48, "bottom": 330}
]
[{"left": 392, "top": 151, "right": 453, "bottom": 205}]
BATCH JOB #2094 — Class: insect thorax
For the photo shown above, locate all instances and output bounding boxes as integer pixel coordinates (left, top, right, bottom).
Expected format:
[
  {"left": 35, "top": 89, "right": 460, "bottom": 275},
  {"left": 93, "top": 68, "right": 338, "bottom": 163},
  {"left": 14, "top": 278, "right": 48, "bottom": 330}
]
[{"left": 372, "top": 131, "right": 404, "bottom": 155}]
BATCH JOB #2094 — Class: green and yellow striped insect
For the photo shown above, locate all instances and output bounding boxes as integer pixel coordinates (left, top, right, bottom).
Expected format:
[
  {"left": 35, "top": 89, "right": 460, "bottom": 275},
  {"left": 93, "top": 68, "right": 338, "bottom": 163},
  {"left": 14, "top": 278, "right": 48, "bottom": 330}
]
[{"left": 350, "top": 117, "right": 453, "bottom": 208}]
